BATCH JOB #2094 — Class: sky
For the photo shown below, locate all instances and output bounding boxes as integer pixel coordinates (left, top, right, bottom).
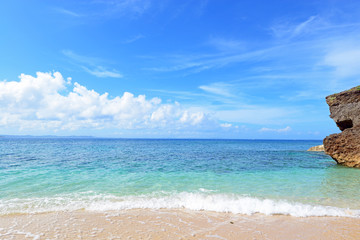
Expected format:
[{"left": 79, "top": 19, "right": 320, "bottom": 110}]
[{"left": 1, "top": 0, "right": 360, "bottom": 139}]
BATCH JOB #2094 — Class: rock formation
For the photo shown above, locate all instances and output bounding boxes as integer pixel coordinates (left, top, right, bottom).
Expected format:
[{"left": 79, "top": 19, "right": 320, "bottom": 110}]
[
  {"left": 307, "top": 145, "right": 324, "bottom": 152},
  {"left": 323, "top": 86, "right": 360, "bottom": 167}
]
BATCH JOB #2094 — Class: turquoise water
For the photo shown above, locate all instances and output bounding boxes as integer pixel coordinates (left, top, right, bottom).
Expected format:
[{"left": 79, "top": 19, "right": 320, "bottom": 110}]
[{"left": 1, "top": 138, "right": 360, "bottom": 217}]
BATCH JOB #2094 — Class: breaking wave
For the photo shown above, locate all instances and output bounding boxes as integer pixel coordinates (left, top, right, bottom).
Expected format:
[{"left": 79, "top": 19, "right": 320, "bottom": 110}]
[{"left": 1, "top": 191, "right": 359, "bottom": 218}]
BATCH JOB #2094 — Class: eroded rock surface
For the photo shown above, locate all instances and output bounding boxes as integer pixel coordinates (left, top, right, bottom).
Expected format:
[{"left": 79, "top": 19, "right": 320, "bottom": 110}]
[
  {"left": 307, "top": 145, "right": 324, "bottom": 152},
  {"left": 323, "top": 86, "right": 360, "bottom": 167}
]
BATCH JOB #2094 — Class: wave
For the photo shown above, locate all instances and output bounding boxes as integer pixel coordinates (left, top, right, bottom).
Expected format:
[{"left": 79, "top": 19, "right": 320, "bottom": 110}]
[{"left": 1, "top": 191, "right": 359, "bottom": 218}]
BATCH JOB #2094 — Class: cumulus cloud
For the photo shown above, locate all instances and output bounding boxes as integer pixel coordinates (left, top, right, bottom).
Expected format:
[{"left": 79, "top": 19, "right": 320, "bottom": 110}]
[
  {"left": 259, "top": 126, "right": 291, "bottom": 133},
  {"left": 0, "top": 72, "right": 212, "bottom": 131}
]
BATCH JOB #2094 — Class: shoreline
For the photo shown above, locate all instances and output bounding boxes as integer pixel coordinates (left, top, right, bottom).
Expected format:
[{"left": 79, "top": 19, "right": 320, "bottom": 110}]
[{"left": 1, "top": 209, "right": 360, "bottom": 239}]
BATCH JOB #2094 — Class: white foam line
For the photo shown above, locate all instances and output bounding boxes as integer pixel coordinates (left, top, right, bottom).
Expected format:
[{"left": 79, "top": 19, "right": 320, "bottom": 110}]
[{"left": 1, "top": 192, "right": 359, "bottom": 218}]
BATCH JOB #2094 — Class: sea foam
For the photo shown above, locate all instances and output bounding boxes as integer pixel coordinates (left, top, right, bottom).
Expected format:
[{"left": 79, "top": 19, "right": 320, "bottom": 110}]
[{"left": 1, "top": 191, "right": 359, "bottom": 218}]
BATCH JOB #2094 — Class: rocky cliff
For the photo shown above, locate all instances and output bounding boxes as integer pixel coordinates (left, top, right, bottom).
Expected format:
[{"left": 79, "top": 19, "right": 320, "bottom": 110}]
[
  {"left": 323, "top": 86, "right": 360, "bottom": 167},
  {"left": 307, "top": 145, "right": 324, "bottom": 152}
]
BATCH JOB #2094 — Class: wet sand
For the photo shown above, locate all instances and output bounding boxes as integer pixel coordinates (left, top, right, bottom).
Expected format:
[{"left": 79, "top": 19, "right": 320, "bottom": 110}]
[{"left": 1, "top": 209, "right": 360, "bottom": 239}]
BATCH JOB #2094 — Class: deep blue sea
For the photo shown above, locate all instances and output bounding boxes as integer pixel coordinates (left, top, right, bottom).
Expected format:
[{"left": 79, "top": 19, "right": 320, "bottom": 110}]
[{"left": 1, "top": 138, "right": 360, "bottom": 217}]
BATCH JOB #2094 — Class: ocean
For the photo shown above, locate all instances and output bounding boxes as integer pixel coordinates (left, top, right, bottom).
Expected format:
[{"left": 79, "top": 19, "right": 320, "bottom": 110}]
[{"left": 1, "top": 137, "right": 360, "bottom": 218}]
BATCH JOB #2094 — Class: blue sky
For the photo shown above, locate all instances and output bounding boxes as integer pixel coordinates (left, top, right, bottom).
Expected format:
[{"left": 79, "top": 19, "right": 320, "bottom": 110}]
[{"left": 1, "top": 0, "right": 360, "bottom": 139}]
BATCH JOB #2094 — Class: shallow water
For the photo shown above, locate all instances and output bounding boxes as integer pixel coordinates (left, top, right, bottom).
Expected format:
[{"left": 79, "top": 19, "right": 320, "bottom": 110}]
[{"left": 1, "top": 138, "right": 360, "bottom": 217}]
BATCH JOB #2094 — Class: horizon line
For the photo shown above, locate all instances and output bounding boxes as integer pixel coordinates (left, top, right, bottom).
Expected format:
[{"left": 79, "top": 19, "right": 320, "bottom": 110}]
[{"left": 0, "top": 134, "right": 324, "bottom": 141}]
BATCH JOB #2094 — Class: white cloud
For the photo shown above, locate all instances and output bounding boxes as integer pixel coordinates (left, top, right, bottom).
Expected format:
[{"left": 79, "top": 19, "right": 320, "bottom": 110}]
[
  {"left": 292, "top": 16, "right": 317, "bottom": 37},
  {"left": 54, "top": 8, "right": 82, "bottom": 17},
  {"left": 322, "top": 41, "right": 360, "bottom": 78},
  {"left": 122, "top": 34, "right": 145, "bottom": 44},
  {"left": 56, "top": 0, "right": 152, "bottom": 19},
  {"left": 215, "top": 107, "right": 295, "bottom": 125},
  {"left": 0, "top": 72, "right": 213, "bottom": 132},
  {"left": 208, "top": 37, "right": 245, "bottom": 52},
  {"left": 93, "top": 0, "right": 151, "bottom": 17},
  {"left": 220, "top": 123, "right": 232, "bottom": 128},
  {"left": 62, "top": 50, "right": 100, "bottom": 65},
  {"left": 63, "top": 50, "right": 123, "bottom": 78},
  {"left": 82, "top": 66, "right": 123, "bottom": 78},
  {"left": 145, "top": 47, "right": 275, "bottom": 74},
  {"left": 199, "top": 82, "right": 234, "bottom": 97},
  {"left": 259, "top": 126, "right": 292, "bottom": 133},
  {"left": 271, "top": 16, "right": 320, "bottom": 39}
]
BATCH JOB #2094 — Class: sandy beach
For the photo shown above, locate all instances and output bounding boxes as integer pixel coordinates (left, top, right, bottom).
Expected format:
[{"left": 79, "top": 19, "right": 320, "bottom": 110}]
[{"left": 1, "top": 209, "right": 360, "bottom": 239}]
